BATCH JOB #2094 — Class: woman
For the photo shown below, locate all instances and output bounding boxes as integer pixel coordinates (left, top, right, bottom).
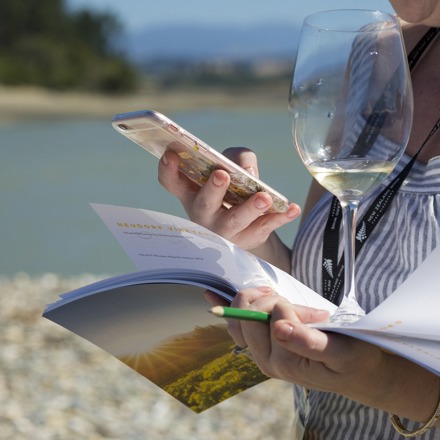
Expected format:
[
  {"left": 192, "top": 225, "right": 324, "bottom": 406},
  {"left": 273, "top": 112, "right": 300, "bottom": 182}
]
[{"left": 158, "top": 1, "right": 440, "bottom": 438}]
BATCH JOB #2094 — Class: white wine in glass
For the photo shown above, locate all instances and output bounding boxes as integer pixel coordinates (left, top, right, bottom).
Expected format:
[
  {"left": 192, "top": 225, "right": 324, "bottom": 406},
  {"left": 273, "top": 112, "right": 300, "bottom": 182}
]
[{"left": 289, "top": 10, "right": 413, "bottom": 323}]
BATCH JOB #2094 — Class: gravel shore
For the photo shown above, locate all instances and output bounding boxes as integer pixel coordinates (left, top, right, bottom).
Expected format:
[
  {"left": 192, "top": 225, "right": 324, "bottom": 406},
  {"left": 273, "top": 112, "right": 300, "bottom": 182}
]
[{"left": 0, "top": 273, "right": 294, "bottom": 440}]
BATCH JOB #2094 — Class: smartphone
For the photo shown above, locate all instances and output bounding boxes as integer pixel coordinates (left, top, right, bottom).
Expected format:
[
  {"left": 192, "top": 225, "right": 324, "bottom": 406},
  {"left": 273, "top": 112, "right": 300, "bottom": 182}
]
[{"left": 112, "top": 109, "right": 290, "bottom": 213}]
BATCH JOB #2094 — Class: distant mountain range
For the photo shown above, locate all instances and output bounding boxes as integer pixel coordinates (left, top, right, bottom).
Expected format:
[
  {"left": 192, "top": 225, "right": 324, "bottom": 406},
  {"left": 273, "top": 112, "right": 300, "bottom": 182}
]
[{"left": 118, "top": 22, "right": 302, "bottom": 62}]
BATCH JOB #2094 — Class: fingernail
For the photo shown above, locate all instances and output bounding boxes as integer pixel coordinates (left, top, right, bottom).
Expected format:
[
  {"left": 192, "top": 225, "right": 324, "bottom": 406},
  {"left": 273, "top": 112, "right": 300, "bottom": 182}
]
[
  {"left": 244, "top": 166, "right": 257, "bottom": 177},
  {"left": 254, "top": 196, "right": 269, "bottom": 210},
  {"left": 287, "top": 204, "right": 301, "bottom": 218},
  {"left": 275, "top": 322, "right": 293, "bottom": 342},
  {"left": 256, "top": 286, "right": 273, "bottom": 294},
  {"left": 212, "top": 172, "right": 225, "bottom": 187},
  {"left": 161, "top": 154, "right": 169, "bottom": 165}
]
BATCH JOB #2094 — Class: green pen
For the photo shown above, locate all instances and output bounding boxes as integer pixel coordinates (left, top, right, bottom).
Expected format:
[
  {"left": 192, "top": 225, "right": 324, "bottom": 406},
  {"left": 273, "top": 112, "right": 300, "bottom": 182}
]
[{"left": 209, "top": 305, "right": 271, "bottom": 323}]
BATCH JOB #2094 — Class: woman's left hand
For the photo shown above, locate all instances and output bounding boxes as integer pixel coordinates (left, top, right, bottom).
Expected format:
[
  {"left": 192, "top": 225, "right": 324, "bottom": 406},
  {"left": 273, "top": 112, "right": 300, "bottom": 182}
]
[
  {"left": 227, "top": 287, "right": 385, "bottom": 399},
  {"left": 208, "top": 286, "right": 440, "bottom": 422}
]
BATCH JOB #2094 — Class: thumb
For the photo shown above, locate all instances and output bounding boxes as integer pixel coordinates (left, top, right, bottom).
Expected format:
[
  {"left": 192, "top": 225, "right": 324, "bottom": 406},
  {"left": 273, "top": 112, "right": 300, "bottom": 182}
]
[
  {"left": 270, "top": 305, "right": 330, "bottom": 358},
  {"left": 272, "top": 303, "right": 330, "bottom": 325},
  {"left": 222, "top": 147, "right": 259, "bottom": 178},
  {"left": 272, "top": 317, "right": 330, "bottom": 361}
]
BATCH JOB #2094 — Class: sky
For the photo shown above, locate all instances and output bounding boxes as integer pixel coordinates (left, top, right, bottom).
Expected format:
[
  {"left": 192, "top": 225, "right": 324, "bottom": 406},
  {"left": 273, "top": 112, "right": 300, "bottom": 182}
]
[{"left": 66, "top": 0, "right": 394, "bottom": 32}]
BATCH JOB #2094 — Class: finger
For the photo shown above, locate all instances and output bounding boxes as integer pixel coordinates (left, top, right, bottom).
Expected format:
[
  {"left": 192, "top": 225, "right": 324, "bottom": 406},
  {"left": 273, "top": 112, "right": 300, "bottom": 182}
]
[
  {"left": 241, "top": 319, "right": 272, "bottom": 362},
  {"left": 159, "top": 152, "right": 230, "bottom": 219},
  {"left": 231, "top": 294, "right": 277, "bottom": 361},
  {"left": 226, "top": 286, "right": 274, "bottom": 348},
  {"left": 233, "top": 295, "right": 290, "bottom": 359},
  {"left": 158, "top": 151, "right": 199, "bottom": 203},
  {"left": 217, "top": 203, "right": 300, "bottom": 248},
  {"left": 272, "top": 319, "right": 335, "bottom": 363},
  {"left": 272, "top": 303, "right": 330, "bottom": 324},
  {"left": 210, "top": 191, "right": 272, "bottom": 235},
  {"left": 204, "top": 290, "right": 229, "bottom": 307},
  {"left": 230, "top": 286, "right": 274, "bottom": 309},
  {"left": 222, "top": 147, "right": 259, "bottom": 177},
  {"left": 189, "top": 169, "right": 230, "bottom": 223}
]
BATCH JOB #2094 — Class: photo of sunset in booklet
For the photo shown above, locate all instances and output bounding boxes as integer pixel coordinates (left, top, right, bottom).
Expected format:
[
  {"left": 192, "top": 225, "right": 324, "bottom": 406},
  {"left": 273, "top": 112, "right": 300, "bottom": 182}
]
[
  {"left": 44, "top": 281, "right": 268, "bottom": 413},
  {"left": 43, "top": 204, "right": 440, "bottom": 413}
]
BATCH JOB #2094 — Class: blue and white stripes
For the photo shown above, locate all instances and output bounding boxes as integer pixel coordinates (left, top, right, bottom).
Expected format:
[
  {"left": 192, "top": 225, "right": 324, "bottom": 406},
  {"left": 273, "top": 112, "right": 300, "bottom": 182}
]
[{"left": 290, "top": 153, "right": 440, "bottom": 439}]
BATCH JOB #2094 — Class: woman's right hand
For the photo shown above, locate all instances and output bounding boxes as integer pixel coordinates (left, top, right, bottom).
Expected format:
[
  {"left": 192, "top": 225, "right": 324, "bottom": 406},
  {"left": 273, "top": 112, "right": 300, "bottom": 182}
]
[{"left": 158, "top": 147, "right": 300, "bottom": 253}]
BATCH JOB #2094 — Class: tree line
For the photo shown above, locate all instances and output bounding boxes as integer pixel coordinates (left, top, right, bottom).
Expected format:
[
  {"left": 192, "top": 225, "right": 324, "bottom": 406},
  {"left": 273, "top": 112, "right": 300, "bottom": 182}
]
[{"left": 0, "top": 0, "right": 138, "bottom": 93}]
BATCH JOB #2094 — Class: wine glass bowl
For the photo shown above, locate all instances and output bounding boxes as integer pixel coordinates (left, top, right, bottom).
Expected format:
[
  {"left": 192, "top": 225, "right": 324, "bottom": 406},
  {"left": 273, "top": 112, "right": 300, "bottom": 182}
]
[{"left": 289, "top": 10, "right": 413, "bottom": 323}]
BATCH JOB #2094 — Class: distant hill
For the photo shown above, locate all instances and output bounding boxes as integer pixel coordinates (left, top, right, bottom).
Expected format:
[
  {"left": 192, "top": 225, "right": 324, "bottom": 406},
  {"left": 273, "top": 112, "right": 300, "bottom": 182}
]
[{"left": 119, "top": 22, "right": 301, "bottom": 62}]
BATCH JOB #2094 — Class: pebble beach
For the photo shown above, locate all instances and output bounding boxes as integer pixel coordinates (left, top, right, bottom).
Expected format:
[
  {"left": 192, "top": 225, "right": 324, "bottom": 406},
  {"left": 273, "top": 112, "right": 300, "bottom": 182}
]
[{"left": 0, "top": 273, "right": 294, "bottom": 440}]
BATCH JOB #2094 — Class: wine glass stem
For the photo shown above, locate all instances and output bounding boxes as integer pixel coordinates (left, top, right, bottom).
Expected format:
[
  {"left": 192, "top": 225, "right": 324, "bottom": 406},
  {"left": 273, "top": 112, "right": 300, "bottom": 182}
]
[{"left": 340, "top": 200, "right": 359, "bottom": 306}]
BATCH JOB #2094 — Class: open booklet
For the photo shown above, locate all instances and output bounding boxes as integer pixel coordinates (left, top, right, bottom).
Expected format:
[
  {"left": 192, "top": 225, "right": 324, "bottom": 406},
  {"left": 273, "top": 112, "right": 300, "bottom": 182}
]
[{"left": 43, "top": 203, "right": 440, "bottom": 413}]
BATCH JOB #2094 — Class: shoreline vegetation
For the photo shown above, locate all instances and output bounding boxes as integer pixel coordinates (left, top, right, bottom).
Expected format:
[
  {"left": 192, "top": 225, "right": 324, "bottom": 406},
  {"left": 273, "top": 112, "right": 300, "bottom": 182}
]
[{"left": 0, "top": 84, "right": 289, "bottom": 122}]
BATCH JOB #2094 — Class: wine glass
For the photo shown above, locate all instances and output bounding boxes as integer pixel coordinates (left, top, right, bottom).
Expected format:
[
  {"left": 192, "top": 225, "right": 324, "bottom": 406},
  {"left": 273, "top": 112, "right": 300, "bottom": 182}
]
[{"left": 288, "top": 10, "right": 413, "bottom": 323}]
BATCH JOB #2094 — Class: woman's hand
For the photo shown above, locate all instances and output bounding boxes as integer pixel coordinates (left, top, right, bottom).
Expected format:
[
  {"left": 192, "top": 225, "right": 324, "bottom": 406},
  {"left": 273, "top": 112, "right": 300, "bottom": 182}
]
[
  {"left": 158, "top": 147, "right": 300, "bottom": 252},
  {"left": 229, "top": 288, "right": 382, "bottom": 395},
  {"left": 224, "top": 287, "right": 440, "bottom": 423}
]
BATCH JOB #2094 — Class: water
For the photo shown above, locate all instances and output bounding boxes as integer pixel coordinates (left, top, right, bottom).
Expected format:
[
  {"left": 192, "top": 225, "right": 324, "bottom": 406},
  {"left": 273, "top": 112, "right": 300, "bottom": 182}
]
[{"left": 0, "top": 109, "right": 311, "bottom": 276}]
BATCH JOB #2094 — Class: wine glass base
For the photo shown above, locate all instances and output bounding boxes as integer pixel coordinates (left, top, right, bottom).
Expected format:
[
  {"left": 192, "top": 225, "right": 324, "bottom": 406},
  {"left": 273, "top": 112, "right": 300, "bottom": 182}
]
[{"left": 329, "top": 302, "right": 366, "bottom": 325}]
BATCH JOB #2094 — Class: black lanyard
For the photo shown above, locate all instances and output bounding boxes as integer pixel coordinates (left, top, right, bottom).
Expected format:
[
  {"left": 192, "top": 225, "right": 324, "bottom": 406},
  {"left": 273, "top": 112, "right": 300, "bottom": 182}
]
[{"left": 322, "top": 27, "right": 440, "bottom": 305}]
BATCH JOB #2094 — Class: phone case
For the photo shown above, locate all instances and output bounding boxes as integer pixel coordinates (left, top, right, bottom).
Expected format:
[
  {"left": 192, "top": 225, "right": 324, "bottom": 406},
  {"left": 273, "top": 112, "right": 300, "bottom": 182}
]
[{"left": 112, "top": 110, "right": 290, "bottom": 213}]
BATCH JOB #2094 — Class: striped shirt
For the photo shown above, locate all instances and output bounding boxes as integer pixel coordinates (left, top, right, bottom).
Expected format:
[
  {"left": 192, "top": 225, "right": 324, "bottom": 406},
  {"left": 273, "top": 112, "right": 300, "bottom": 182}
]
[{"left": 291, "top": 150, "right": 440, "bottom": 439}]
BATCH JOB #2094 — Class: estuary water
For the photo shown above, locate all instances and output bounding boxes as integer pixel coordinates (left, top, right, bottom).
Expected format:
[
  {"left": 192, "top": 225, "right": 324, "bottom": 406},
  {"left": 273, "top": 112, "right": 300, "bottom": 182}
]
[{"left": 0, "top": 108, "right": 311, "bottom": 276}]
